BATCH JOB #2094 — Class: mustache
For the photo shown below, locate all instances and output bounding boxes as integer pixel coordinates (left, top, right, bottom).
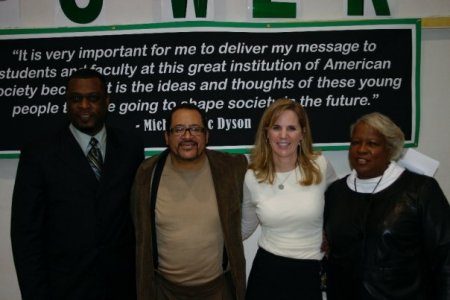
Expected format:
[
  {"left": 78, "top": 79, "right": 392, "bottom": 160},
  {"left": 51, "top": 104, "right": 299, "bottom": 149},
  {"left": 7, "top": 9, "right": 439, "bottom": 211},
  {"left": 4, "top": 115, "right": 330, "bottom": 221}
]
[{"left": 178, "top": 140, "right": 198, "bottom": 145}]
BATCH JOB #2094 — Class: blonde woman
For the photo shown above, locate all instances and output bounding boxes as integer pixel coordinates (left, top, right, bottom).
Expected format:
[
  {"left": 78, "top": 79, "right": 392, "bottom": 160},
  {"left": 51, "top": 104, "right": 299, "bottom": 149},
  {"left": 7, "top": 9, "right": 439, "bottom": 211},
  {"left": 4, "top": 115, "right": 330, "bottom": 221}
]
[{"left": 242, "top": 98, "right": 337, "bottom": 300}]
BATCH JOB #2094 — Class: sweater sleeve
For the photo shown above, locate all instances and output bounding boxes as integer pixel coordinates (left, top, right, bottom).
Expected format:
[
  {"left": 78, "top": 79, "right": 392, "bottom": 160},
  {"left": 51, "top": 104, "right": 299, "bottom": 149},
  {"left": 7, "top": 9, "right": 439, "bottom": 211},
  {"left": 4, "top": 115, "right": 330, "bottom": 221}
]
[{"left": 241, "top": 178, "right": 259, "bottom": 240}]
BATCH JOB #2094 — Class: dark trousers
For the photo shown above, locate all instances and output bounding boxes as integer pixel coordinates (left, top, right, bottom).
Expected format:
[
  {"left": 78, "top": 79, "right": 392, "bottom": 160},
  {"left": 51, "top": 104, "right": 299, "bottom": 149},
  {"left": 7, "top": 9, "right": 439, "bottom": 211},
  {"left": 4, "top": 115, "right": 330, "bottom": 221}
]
[{"left": 246, "top": 247, "right": 322, "bottom": 300}]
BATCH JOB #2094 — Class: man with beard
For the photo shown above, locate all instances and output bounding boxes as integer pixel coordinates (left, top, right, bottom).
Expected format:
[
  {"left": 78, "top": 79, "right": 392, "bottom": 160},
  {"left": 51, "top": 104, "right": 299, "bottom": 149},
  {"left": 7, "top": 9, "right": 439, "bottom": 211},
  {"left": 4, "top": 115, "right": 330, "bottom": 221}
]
[
  {"left": 131, "top": 103, "right": 248, "bottom": 300},
  {"left": 11, "top": 68, "right": 144, "bottom": 300}
]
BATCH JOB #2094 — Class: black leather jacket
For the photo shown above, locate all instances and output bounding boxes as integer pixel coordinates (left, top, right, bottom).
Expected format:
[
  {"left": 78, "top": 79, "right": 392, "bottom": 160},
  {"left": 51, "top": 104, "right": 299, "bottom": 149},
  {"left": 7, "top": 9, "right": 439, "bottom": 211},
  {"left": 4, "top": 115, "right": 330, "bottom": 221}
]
[{"left": 324, "top": 170, "right": 450, "bottom": 300}]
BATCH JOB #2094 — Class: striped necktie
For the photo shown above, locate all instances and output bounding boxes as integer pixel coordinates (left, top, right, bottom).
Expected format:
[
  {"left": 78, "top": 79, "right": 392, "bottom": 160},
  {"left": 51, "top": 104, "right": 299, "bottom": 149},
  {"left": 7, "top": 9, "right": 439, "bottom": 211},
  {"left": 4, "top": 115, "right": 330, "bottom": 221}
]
[{"left": 87, "top": 137, "right": 103, "bottom": 180}]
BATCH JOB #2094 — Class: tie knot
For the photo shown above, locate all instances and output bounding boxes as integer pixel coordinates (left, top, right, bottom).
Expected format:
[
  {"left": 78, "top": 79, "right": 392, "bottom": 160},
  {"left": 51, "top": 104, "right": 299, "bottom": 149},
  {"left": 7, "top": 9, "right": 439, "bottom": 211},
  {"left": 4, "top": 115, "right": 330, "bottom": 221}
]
[{"left": 89, "top": 137, "right": 99, "bottom": 147}]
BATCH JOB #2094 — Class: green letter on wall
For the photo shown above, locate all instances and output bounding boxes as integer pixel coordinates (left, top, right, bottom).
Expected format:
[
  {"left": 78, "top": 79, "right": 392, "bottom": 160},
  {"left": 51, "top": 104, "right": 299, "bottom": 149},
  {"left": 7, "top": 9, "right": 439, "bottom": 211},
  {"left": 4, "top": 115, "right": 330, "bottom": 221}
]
[
  {"left": 348, "top": 0, "right": 391, "bottom": 16},
  {"left": 171, "top": 0, "right": 208, "bottom": 18},
  {"left": 253, "top": 0, "right": 296, "bottom": 18},
  {"left": 60, "top": 0, "right": 103, "bottom": 24}
]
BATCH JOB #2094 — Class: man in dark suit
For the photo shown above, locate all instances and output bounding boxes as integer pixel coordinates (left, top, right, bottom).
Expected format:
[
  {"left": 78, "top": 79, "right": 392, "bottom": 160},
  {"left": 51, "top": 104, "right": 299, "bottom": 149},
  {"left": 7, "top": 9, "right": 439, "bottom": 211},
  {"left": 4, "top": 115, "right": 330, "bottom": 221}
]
[{"left": 11, "top": 68, "right": 144, "bottom": 300}]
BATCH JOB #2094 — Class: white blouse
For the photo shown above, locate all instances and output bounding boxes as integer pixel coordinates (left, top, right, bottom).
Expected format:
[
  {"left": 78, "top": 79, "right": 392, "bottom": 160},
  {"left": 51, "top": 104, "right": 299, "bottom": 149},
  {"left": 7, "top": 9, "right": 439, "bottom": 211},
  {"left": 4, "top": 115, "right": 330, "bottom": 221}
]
[{"left": 242, "top": 155, "right": 337, "bottom": 260}]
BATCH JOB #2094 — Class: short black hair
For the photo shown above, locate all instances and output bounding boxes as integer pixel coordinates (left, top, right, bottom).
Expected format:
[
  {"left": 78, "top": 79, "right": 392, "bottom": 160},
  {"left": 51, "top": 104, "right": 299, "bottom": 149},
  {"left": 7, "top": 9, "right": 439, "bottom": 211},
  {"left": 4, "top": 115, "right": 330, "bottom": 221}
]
[
  {"left": 165, "top": 103, "right": 208, "bottom": 132},
  {"left": 66, "top": 68, "right": 108, "bottom": 95}
]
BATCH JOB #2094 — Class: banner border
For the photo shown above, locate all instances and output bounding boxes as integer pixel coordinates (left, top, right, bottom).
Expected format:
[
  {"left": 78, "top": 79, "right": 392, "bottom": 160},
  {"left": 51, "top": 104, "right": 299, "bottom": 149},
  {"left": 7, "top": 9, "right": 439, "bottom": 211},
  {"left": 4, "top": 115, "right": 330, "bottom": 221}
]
[{"left": 0, "top": 18, "right": 421, "bottom": 158}]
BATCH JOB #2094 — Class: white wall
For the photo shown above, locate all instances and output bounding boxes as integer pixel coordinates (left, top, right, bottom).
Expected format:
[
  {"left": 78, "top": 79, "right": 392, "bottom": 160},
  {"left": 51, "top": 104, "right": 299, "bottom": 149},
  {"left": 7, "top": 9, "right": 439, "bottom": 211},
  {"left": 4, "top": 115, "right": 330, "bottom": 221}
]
[{"left": 1, "top": 1, "right": 449, "bottom": 299}]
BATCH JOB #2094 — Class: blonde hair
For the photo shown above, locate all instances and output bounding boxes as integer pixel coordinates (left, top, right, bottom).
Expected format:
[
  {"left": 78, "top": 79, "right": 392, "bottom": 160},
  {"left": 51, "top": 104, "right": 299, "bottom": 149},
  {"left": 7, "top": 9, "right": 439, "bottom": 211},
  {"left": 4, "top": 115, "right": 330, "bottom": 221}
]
[
  {"left": 249, "top": 98, "right": 322, "bottom": 186},
  {"left": 350, "top": 112, "right": 405, "bottom": 161}
]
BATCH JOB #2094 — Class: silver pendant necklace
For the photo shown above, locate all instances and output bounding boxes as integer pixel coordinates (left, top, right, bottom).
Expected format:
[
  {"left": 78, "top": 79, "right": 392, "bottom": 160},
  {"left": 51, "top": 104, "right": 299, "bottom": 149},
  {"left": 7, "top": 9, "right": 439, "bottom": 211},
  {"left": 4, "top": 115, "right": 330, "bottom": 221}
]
[
  {"left": 277, "top": 168, "right": 296, "bottom": 190},
  {"left": 354, "top": 174, "right": 384, "bottom": 193}
]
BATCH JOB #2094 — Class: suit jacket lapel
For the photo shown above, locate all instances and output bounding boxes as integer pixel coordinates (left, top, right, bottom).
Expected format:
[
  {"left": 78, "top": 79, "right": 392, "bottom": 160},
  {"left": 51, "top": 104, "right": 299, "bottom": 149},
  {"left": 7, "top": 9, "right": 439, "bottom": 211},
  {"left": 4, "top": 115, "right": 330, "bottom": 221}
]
[
  {"left": 57, "top": 127, "right": 101, "bottom": 187},
  {"left": 101, "top": 127, "right": 121, "bottom": 183},
  {"left": 207, "top": 150, "right": 230, "bottom": 232}
]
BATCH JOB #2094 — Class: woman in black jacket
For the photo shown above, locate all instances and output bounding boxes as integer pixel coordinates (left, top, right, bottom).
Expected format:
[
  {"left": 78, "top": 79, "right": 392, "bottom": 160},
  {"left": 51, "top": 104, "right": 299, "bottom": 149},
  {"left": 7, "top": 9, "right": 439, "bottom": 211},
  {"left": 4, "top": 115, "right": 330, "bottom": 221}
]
[{"left": 324, "top": 112, "right": 450, "bottom": 300}]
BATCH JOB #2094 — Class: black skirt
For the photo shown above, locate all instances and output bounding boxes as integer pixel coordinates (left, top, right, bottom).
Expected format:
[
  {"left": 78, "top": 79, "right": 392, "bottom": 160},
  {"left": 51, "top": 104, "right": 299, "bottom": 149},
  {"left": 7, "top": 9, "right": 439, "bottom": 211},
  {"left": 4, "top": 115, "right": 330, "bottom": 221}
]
[{"left": 246, "top": 247, "right": 323, "bottom": 300}]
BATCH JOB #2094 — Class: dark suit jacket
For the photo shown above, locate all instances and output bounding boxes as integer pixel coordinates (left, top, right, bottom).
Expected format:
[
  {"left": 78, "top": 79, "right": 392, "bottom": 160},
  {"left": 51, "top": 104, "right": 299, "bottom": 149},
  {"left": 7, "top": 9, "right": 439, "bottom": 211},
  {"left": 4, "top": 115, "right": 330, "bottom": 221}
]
[
  {"left": 130, "top": 149, "right": 248, "bottom": 300},
  {"left": 11, "top": 125, "right": 144, "bottom": 300}
]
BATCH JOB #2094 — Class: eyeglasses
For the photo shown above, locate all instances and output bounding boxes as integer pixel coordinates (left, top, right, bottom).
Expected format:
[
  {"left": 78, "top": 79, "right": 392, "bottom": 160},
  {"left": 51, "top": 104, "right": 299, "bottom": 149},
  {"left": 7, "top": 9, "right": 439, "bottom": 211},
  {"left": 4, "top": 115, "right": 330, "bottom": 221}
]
[{"left": 169, "top": 126, "right": 206, "bottom": 136}]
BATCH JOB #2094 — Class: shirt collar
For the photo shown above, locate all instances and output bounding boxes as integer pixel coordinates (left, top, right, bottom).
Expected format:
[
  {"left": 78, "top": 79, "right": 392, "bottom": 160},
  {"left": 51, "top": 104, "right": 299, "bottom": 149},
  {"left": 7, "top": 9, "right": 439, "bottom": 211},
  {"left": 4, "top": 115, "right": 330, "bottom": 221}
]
[
  {"left": 69, "top": 124, "right": 107, "bottom": 158},
  {"left": 346, "top": 161, "right": 405, "bottom": 193}
]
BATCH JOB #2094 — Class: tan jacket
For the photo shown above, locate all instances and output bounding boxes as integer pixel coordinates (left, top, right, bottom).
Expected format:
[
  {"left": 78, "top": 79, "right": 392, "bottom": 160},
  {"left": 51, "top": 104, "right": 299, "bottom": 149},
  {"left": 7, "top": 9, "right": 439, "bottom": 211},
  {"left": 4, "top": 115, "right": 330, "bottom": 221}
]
[{"left": 131, "top": 149, "right": 248, "bottom": 300}]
